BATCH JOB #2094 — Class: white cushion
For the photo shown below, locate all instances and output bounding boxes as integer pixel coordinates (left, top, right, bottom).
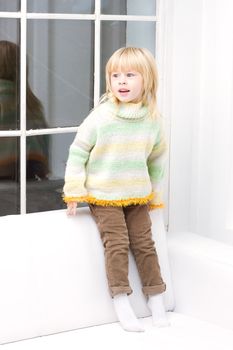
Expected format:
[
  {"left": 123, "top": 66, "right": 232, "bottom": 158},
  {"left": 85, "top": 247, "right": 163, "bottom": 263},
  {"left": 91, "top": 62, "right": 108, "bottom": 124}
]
[{"left": 0, "top": 207, "right": 174, "bottom": 344}]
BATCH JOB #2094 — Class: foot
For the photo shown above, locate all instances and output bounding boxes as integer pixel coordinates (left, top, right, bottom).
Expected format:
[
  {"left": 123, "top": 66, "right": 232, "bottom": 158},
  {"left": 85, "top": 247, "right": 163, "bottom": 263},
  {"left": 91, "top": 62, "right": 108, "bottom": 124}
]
[
  {"left": 148, "top": 294, "right": 170, "bottom": 327},
  {"left": 113, "top": 293, "right": 144, "bottom": 332}
]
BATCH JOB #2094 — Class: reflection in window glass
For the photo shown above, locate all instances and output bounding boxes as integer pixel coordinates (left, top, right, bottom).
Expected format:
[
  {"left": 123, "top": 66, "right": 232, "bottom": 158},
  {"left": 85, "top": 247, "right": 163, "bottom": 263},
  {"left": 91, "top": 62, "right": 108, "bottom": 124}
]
[
  {"left": 26, "top": 134, "right": 49, "bottom": 180},
  {"left": 28, "top": 0, "right": 95, "bottom": 14},
  {"left": 27, "top": 20, "right": 94, "bottom": 128},
  {"left": 101, "top": 0, "right": 156, "bottom": 16},
  {"left": 0, "top": 0, "right": 19, "bottom": 12},
  {"left": 0, "top": 40, "right": 20, "bottom": 130},
  {"left": 0, "top": 20, "right": 20, "bottom": 216},
  {"left": 100, "top": 21, "right": 155, "bottom": 95},
  {"left": 0, "top": 19, "right": 20, "bottom": 130},
  {"left": 0, "top": 136, "right": 20, "bottom": 215},
  {"left": 0, "top": 20, "right": 20, "bottom": 126},
  {"left": 26, "top": 133, "right": 74, "bottom": 213},
  {"left": 101, "top": 0, "right": 126, "bottom": 15}
]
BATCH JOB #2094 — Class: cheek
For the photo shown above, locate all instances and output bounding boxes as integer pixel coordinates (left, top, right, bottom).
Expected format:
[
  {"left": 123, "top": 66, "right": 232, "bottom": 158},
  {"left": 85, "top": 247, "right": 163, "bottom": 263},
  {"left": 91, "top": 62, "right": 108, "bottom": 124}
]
[
  {"left": 109, "top": 77, "right": 115, "bottom": 91},
  {"left": 135, "top": 81, "right": 143, "bottom": 95},
  {"left": 111, "top": 80, "right": 118, "bottom": 92},
  {"left": 138, "top": 83, "right": 144, "bottom": 95}
]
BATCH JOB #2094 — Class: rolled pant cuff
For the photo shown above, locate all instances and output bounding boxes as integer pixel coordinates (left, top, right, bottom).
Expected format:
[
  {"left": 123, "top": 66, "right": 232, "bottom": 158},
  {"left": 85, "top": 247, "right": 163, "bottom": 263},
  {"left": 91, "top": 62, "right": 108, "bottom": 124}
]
[
  {"left": 110, "top": 286, "right": 133, "bottom": 297},
  {"left": 142, "top": 283, "right": 166, "bottom": 296}
]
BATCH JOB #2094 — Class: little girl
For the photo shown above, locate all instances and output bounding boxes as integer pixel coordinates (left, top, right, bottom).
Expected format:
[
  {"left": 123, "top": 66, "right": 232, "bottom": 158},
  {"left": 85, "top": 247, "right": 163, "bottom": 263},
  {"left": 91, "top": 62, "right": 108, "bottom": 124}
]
[{"left": 63, "top": 47, "right": 169, "bottom": 332}]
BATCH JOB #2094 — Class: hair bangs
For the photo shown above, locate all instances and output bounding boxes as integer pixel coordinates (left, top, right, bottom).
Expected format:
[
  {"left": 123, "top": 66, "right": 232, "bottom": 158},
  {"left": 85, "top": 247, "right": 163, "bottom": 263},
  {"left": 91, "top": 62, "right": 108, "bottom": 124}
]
[{"left": 107, "top": 48, "right": 144, "bottom": 75}]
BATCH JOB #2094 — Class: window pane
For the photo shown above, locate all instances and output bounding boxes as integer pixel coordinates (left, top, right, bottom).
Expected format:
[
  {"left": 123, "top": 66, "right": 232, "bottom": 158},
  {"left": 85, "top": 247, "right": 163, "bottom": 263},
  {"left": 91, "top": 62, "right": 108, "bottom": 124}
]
[
  {"left": 0, "top": 136, "right": 20, "bottom": 216},
  {"left": 27, "top": 20, "right": 94, "bottom": 129},
  {"left": 0, "top": 181, "right": 20, "bottom": 215},
  {"left": 101, "top": 0, "right": 156, "bottom": 16},
  {"left": 0, "top": 36, "right": 20, "bottom": 131},
  {"left": 0, "top": 0, "right": 20, "bottom": 12},
  {"left": 0, "top": 20, "right": 20, "bottom": 216},
  {"left": 100, "top": 21, "right": 156, "bottom": 94},
  {"left": 26, "top": 134, "right": 49, "bottom": 180},
  {"left": 26, "top": 133, "right": 74, "bottom": 213},
  {"left": 28, "top": 0, "right": 95, "bottom": 14},
  {"left": 126, "top": 22, "right": 156, "bottom": 51}
]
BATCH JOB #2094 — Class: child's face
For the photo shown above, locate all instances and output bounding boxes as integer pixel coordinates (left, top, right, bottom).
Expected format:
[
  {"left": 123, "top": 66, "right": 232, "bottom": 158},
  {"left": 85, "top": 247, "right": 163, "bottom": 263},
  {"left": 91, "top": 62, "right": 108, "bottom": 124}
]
[{"left": 110, "top": 70, "right": 143, "bottom": 103}]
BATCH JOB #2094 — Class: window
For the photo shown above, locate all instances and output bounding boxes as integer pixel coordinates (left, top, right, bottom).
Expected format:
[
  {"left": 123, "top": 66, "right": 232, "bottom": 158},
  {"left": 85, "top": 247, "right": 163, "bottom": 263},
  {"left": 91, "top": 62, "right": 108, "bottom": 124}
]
[{"left": 0, "top": 0, "right": 158, "bottom": 216}]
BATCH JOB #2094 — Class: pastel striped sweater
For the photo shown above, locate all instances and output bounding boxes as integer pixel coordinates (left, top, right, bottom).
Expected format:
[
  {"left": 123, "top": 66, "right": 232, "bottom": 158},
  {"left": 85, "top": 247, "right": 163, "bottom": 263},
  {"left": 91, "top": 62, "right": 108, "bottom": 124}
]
[{"left": 63, "top": 100, "right": 167, "bottom": 209}]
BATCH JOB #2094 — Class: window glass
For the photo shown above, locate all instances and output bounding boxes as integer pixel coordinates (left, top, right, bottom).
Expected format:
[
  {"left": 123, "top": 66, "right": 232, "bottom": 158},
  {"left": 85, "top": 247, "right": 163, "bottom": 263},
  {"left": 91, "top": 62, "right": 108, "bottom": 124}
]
[
  {"left": 101, "top": 0, "right": 156, "bottom": 16},
  {"left": 0, "top": 136, "right": 20, "bottom": 215},
  {"left": 100, "top": 21, "right": 156, "bottom": 94},
  {"left": 0, "top": 37, "right": 20, "bottom": 131},
  {"left": 28, "top": 0, "right": 95, "bottom": 14},
  {"left": 27, "top": 20, "right": 94, "bottom": 128},
  {"left": 0, "top": 0, "right": 20, "bottom": 11},
  {"left": 26, "top": 133, "right": 74, "bottom": 213},
  {"left": 0, "top": 20, "right": 20, "bottom": 216},
  {"left": 126, "top": 21, "right": 156, "bottom": 51}
]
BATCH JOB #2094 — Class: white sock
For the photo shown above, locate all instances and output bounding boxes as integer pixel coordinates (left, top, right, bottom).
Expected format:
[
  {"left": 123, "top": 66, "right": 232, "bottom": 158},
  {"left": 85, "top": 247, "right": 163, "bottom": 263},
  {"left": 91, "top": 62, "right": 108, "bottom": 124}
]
[
  {"left": 113, "top": 293, "right": 144, "bottom": 332},
  {"left": 148, "top": 294, "right": 170, "bottom": 327}
]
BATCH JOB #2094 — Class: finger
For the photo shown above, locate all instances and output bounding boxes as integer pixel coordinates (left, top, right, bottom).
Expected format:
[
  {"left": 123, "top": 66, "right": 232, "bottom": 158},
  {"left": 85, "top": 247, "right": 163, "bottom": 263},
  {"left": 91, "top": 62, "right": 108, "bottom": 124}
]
[
  {"left": 71, "top": 206, "right": 77, "bottom": 215},
  {"left": 67, "top": 204, "right": 77, "bottom": 216},
  {"left": 67, "top": 206, "right": 74, "bottom": 216}
]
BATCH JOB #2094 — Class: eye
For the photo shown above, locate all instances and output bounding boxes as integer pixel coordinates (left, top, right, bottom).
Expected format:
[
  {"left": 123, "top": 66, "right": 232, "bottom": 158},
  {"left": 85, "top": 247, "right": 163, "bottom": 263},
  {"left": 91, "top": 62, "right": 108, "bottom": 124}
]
[
  {"left": 112, "top": 73, "right": 119, "bottom": 78},
  {"left": 127, "top": 72, "right": 135, "bottom": 77}
]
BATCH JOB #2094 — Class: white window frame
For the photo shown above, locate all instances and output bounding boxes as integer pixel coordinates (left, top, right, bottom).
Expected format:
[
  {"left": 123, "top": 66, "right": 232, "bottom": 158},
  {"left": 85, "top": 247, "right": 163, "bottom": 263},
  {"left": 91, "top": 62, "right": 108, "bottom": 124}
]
[{"left": 0, "top": 0, "right": 167, "bottom": 215}]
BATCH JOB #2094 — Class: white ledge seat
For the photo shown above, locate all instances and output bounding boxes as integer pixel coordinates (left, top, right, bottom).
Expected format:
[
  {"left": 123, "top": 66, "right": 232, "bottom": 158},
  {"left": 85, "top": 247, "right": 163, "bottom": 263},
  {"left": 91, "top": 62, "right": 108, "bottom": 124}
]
[
  {"left": 0, "top": 208, "right": 174, "bottom": 345},
  {"left": 1, "top": 209, "right": 233, "bottom": 349}
]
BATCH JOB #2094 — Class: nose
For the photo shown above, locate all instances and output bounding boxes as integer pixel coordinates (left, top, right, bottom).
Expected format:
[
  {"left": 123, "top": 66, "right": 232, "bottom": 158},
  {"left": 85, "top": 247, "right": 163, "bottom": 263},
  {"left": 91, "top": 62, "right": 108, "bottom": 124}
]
[{"left": 118, "top": 74, "right": 127, "bottom": 85}]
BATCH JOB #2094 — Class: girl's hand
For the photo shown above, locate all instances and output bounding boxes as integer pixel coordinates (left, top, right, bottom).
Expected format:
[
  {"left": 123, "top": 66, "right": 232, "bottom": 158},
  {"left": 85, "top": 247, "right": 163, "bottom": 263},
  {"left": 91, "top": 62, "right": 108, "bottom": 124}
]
[{"left": 67, "top": 201, "right": 77, "bottom": 216}]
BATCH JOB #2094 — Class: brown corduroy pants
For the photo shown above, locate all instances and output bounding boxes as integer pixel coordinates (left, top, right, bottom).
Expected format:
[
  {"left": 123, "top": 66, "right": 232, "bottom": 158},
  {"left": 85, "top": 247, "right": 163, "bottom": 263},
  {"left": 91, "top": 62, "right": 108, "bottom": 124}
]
[{"left": 89, "top": 204, "right": 166, "bottom": 297}]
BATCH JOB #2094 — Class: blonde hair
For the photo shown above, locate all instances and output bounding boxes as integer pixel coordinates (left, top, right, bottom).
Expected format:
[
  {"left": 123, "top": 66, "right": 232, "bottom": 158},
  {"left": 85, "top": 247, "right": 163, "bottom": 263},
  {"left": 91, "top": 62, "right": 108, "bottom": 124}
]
[{"left": 104, "top": 47, "right": 160, "bottom": 118}]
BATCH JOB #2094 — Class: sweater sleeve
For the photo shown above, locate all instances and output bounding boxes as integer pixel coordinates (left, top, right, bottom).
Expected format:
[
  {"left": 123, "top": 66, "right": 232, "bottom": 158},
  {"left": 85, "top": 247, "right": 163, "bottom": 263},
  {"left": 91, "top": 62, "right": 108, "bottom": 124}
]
[
  {"left": 63, "top": 111, "right": 97, "bottom": 203},
  {"left": 147, "top": 119, "right": 167, "bottom": 210}
]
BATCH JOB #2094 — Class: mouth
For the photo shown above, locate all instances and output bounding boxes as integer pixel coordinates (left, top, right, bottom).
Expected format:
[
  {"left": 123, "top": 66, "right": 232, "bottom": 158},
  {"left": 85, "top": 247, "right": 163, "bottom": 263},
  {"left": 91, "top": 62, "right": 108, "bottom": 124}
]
[{"left": 118, "top": 89, "right": 130, "bottom": 93}]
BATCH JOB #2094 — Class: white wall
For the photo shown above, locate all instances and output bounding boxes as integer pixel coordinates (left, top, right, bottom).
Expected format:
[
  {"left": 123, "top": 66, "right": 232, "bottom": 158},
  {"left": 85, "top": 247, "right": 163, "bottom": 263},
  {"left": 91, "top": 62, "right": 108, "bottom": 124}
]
[
  {"left": 195, "top": 0, "right": 233, "bottom": 243},
  {"left": 167, "top": 0, "right": 233, "bottom": 245},
  {"left": 167, "top": 0, "right": 203, "bottom": 232}
]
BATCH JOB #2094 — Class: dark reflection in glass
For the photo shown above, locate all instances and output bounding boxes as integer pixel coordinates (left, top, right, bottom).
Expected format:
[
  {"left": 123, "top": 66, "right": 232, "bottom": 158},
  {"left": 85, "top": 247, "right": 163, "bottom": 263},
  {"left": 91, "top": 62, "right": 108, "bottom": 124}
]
[
  {"left": 26, "top": 134, "right": 49, "bottom": 180},
  {"left": 27, "top": 20, "right": 94, "bottom": 128},
  {"left": 28, "top": 0, "right": 94, "bottom": 14},
  {"left": 26, "top": 133, "right": 74, "bottom": 213},
  {"left": 0, "top": 39, "right": 50, "bottom": 216},
  {"left": 0, "top": 40, "right": 49, "bottom": 181},
  {"left": 101, "top": 0, "right": 126, "bottom": 15},
  {"left": 100, "top": 21, "right": 155, "bottom": 95},
  {"left": 0, "top": 0, "right": 20, "bottom": 12},
  {"left": 0, "top": 41, "right": 20, "bottom": 194},
  {"left": 0, "top": 136, "right": 20, "bottom": 215},
  {"left": 101, "top": 0, "right": 156, "bottom": 16},
  {"left": 0, "top": 19, "right": 20, "bottom": 216}
]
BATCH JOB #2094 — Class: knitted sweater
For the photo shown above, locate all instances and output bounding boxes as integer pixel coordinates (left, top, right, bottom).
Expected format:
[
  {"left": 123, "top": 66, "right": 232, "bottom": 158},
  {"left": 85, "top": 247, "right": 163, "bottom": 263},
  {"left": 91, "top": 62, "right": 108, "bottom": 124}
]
[{"left": 63, "top": 99, "right": 167, "bottom": 209}]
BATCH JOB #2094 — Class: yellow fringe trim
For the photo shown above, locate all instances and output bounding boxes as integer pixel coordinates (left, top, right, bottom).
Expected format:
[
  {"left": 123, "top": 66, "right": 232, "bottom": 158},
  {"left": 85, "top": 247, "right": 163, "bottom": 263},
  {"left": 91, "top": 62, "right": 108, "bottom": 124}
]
[
  {"left": 149, "top": 203, "right": 165, "bottom": 210},
  {"left": 63, "top": 193, "right": 154, "bottom": 207}
]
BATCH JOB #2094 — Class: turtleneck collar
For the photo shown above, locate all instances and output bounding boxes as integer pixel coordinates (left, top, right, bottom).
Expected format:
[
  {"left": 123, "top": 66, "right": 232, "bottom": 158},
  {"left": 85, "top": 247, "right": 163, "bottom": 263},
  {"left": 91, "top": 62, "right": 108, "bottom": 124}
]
[{"left": 107, "top": 99, "right": 148, "bottom": 120}]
